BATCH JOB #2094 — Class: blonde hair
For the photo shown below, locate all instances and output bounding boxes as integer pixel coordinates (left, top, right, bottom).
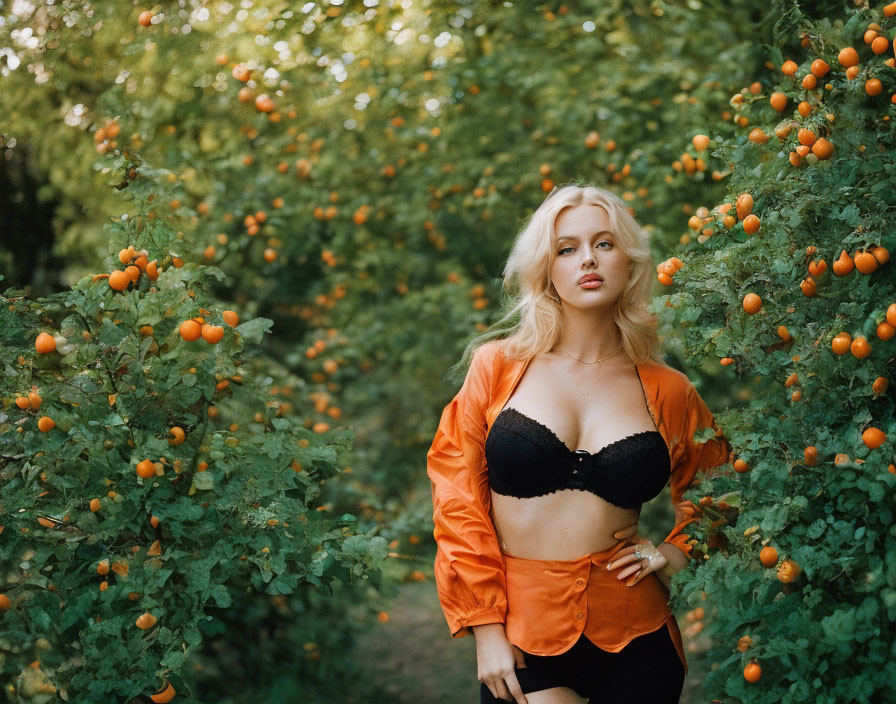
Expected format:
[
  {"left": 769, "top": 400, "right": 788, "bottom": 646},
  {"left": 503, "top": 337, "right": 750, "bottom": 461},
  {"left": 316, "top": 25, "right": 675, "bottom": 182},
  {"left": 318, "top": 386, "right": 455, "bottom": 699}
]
[{"left": 452, "top": 183, "right": 663, "bottom": 381}]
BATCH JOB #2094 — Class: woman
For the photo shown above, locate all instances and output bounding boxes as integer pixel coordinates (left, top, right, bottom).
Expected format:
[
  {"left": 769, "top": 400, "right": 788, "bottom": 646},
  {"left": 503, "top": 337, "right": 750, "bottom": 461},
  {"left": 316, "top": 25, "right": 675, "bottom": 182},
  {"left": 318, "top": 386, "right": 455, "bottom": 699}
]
[{"left": 426, "top": 184, "right": 732, "bottom": 703}]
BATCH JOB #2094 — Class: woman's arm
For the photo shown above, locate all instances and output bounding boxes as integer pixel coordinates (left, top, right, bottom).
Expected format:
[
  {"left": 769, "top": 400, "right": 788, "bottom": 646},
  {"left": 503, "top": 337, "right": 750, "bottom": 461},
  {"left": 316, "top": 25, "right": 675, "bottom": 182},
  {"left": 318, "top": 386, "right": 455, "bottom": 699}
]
[
  {"left": 661, "top": 381, "right": 732, "bottom": 565},
  {"left": 656, "top": 542, "right": 689, "bottom": 589},
  {"left": 428, "top": 343, "right": 509, "bottom": 638}
]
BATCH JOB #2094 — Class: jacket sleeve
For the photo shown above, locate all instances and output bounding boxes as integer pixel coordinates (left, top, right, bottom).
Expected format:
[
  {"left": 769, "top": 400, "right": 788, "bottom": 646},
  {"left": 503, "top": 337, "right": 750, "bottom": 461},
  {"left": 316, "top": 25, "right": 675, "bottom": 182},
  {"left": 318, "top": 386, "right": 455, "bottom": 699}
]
[
  {"left": 662, "top": 381, "right": 732, "bottom": 561},
  {"left": 427, "top": 344, "right": 507, "bottom": 639}
]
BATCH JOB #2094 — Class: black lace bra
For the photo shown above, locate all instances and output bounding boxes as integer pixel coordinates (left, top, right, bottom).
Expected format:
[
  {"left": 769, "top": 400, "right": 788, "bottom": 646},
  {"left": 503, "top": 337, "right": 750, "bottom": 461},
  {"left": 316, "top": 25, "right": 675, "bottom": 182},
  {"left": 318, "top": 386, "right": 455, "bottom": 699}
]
[{"left": 484, "top": 406, "right": 671, "bottom": 510}]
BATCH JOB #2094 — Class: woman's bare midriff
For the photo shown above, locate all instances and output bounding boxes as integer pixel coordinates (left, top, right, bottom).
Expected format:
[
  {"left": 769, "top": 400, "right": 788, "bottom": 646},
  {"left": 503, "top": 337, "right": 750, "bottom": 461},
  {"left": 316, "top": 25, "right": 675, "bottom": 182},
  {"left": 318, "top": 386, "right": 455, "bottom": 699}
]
[{"left": 489, "top": 353, "right": 661, "bottom": 561}]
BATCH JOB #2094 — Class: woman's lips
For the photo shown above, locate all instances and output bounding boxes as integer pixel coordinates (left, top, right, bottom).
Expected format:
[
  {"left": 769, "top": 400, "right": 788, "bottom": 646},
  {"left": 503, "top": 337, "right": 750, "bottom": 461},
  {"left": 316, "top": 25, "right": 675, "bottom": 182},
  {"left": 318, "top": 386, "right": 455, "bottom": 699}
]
[{"left": 580, "top": 279, "right": 603, "bottom": 288}]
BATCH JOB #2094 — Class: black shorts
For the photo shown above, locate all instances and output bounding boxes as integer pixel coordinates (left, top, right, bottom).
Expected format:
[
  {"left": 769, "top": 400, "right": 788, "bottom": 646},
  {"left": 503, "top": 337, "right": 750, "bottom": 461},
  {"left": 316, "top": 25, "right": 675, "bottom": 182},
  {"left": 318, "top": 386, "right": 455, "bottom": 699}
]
[{"left": 480, "top": 622, "right": 685, "bottom": 703}]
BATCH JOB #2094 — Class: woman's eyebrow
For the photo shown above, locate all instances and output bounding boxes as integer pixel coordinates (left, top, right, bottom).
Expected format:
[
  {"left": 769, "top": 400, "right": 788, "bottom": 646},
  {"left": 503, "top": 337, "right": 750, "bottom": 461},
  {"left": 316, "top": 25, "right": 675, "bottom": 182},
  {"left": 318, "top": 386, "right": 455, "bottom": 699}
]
[{"left": 557, "top": 231, "right": 613, "bottom": 242}]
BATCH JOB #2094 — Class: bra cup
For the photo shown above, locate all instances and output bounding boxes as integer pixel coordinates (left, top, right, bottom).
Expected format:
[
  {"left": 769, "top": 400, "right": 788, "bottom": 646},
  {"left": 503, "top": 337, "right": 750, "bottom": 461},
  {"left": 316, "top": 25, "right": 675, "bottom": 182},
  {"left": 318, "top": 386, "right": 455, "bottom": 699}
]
[
  {"left": 485, "top": 422, "right": 563, "bottom": 497},
  {"left": 486, "top": 407, "right": 671, "bottom": 507}
]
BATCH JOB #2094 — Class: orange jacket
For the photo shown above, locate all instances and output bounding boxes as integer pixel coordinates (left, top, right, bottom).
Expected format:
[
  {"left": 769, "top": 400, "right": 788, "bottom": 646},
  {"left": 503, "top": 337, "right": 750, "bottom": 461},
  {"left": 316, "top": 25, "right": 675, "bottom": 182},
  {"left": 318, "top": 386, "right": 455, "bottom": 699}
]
[{"left": 427, "top": 340, "right": 732, "bottom": 644}]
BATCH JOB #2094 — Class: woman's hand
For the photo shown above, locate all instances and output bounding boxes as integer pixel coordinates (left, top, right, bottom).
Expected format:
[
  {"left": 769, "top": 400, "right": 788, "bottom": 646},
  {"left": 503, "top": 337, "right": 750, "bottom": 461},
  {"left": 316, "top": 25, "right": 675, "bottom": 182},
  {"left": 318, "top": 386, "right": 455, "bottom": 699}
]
[
  {"left": 472, "top": 623, "right": 529, "bottom": 703},
  {"left": 606, "top": 538, "right": 669, "bottom": 587}
]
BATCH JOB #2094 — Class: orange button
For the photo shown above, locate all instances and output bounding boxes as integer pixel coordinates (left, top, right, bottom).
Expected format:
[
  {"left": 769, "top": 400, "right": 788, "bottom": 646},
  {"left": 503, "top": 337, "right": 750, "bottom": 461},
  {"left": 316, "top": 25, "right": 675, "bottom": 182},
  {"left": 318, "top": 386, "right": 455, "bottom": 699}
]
[
  {"left": 575, "top": 578, "right": 585, "bottom": 587},
  {"left": 576, "top": 612, "right": 584, "bottom": 619}
]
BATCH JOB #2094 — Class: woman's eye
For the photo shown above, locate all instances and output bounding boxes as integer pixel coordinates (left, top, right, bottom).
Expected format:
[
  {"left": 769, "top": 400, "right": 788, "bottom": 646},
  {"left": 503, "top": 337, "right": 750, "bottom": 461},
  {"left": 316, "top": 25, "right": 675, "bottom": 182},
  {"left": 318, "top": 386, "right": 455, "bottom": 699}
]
[{"left": 558, "top": 242, "right": 610, "bottom": 254}]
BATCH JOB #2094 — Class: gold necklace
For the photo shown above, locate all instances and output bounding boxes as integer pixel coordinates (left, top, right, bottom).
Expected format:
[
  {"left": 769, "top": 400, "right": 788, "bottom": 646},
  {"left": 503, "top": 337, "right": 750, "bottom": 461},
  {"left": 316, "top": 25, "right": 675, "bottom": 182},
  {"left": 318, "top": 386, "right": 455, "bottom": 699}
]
[{"left": 555, "top": 344, "right": 623, "bottom": 365}]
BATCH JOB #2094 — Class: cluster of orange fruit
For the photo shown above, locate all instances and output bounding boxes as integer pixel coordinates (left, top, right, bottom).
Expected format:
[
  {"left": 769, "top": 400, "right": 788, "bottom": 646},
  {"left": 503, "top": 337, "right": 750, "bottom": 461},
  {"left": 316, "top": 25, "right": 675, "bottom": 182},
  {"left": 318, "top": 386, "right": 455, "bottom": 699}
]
[
  {"left": 758, "top": 545, "right": 803, "bottom": 584},
  {"left": 100, "top": 246, "right": 163, "bottom": 292},
  {"left": 828, "top": 286, "right": 892, "bottom": 362},
  {"left": 802, "top": 244, "right": 890, "bottom": 299},
  {"left": 12, "top": 384, "right": 54, "bottom": 433},
  {"left": 93, "top": 118, "right": 121, "bottom": 156},
  {"left": 655, "top": 256, "right": 683, "bottom": 286},
  {"left": 178, "top": 310, "right": 238, "bottom": 343},
  {"left": 685, "top": 193, "right": 758, "bottom": 246}
]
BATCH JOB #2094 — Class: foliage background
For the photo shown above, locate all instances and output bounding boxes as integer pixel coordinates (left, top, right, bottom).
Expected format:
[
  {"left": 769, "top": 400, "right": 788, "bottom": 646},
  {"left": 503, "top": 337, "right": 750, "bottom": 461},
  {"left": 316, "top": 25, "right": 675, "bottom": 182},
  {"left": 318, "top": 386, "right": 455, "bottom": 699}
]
[{"left": 2, "top": 0, "right": 895, "bottom": 702}]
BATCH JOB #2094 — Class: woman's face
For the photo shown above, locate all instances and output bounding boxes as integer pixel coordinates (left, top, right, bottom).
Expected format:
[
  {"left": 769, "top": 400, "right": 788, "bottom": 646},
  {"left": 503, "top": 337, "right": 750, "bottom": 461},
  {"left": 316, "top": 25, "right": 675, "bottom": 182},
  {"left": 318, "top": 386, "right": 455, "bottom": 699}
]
[{"left": 549, "top": 204, "right": 632, "bottom": 310}]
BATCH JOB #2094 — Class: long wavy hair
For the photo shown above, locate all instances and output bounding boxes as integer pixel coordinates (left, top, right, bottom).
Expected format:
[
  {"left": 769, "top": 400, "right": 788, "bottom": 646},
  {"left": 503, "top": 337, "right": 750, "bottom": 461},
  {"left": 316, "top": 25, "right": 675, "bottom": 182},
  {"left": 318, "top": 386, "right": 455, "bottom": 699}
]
[{"left": 452, "top": 183, "right": 664, "bottom": 381}]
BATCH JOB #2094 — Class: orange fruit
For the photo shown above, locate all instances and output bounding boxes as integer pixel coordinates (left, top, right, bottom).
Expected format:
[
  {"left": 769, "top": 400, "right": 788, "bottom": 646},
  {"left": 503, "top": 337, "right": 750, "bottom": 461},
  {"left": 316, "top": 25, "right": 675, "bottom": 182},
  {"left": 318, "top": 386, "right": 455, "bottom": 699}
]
[
  {"left": 108, "top": 270, "right": 130, "bottom": 291},
  {"left": 832, "top": 250, "right": 854, "bottom": 276},
  {"left": 222, "top": 310, "right": 239, "bottom": 327},
  {"left": 862, "top": 427, "right": 887, "bottom": 449},
  {"left": 742, "top": 293, "right": 762, "bottom": 314},
  {"left": 838, "top": 47, "right": 859, "bottom": 67},
  {"left": 811, "top": 58, "right": 829, "bottom": 77},
  {"left": 29, "top": 391, "right": 42, "bottom": 410},
  {"left": 851, "top": 336, "right": 871, "bottom": 358},
  {"left": 748, "top": 127, "right": 769, "bottom": 144},
  {"left": 811, "top": 138, "right": 834, "bottom": 160},
  {"left": 179, "top": 320, "right": 201, "bottom": 342},
  {"left": 800, "top": 277, "right": 817, "bottom": 296},
  {"left": 736, "top": 193, "right": 754, "bottom": 220},
  {"left": 804, "top": 446, "right": 818, "bottom": 466},
  {"left": 37, "top": 416, "right": 55, "bottom": 432},
  {"left": 0, "top": 594, "right": 12, "bottom": 611},
  {"left": 797, "top": 128, "right": 816, "bottom": 146},
  {"left": 136, "top": 612, "right": 158, "bottom": 630},
  {"left": 733, "top": 458, "right": 750, "bottom": 474},
  {"left": 150, "top": 680, "right": 176, "bottom": 704},
  {"left": 201, "top": 324, "right": 224, "bottom": 344},
  {"left": 264, "top": 247, "right": 278, "bottom": 262},
  {"left": 138, "top": 10, "right": 153, "bottom": 27},
  {"left": 90, "top": 498, "right": 101, "bottom": 512},
  {"left": 871, "top": 36, "right": 889, "bottom": 55},
  {"left": 744, "top": 662, "right": 762, "bottom": 683},
  {"left": 737, "top": 635, "right": 752, "bottom": 652},
  {"left": 831, "top": 333, "right": 851, "bottom": 355},
  {"left": 97, "top": 559, "right": 110, "bottom": 575},
  {"left": 777, "top": 559, "right": 802, "bottom": 583},
  {"left": 125, "top": 265, "right": 141, "bottom": 282},
  {"left": 15, "top": 396, "right": 30, "bottom": 410},
  {"left": 167, "top": 427, "right": 186, "bottom": 446},
  {"left": 808, "top": 259, "right": 827, "bottom": 277},
  {"left": 35, "top": 332, "right": 56, "bottom": 354},
  {"left": 118, "top": 247, "right": 135, "bottom": 265},
  {"left": 759, "top": 546, "right": 778, "bottom": 567},
  {"left": 770, "top": 92, "right": 788, "bottom": 112},
  {"left": 854, "top": 251, "right": 879, "bottom": 274},
  {"left": 781, "top": 60, "right": 798, "bottom": 76},
  {"left": 692, "top": 134, "right": 711, "bottom": 151},
  {"left": 802, "top": 74, "right": 818, "bottom": 90},
  {"left": 136, "top": 459, "right": 157, "bottom": 479},
  {"left": 865, "top": 78, "right": 883, "bottom": 96},
  {"left": 743, "top": 214, "right": 760, "bottom": 235}
]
